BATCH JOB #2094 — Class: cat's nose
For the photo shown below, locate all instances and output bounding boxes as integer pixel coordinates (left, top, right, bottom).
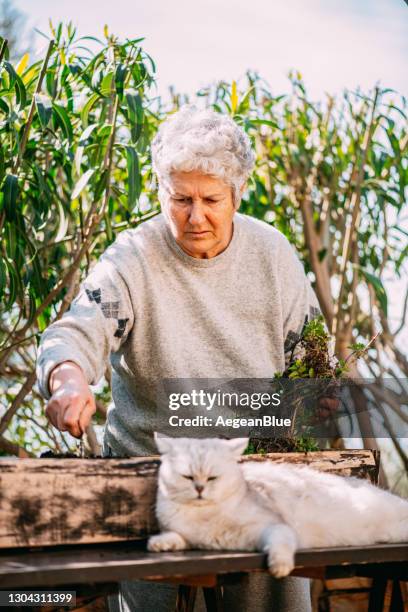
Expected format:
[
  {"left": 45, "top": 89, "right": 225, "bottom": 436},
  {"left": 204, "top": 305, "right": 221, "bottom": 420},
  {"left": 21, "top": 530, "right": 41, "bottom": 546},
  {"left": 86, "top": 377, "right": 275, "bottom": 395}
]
[{"left": 195, "top": 484, "right": 204, "bottom": 494}]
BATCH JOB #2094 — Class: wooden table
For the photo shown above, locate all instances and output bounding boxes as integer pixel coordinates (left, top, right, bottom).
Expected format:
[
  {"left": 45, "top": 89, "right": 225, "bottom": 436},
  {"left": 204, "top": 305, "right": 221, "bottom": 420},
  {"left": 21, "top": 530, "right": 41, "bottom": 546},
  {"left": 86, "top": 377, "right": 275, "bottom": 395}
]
[{"left": 0, "top": 541, "right": 406, "bottom": 611}]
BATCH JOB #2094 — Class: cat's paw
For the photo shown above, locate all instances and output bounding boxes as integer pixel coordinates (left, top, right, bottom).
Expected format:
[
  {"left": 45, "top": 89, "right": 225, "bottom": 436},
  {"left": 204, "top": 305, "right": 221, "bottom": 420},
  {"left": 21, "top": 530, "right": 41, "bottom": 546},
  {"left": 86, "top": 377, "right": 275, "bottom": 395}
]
[
  {"left": 267, "top": 547, "right": 295, "bottom": 578},
  {"left": 147, "top": 531, "right": 187, "bottom": 552}
]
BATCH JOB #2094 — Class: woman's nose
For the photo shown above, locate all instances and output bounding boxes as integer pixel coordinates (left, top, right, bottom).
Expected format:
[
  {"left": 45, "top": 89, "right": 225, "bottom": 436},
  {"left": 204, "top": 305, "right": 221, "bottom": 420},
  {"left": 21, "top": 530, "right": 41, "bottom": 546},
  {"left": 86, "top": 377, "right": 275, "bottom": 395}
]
[{"left": 188, "top": 202, "right": 206, "bottom": 225}]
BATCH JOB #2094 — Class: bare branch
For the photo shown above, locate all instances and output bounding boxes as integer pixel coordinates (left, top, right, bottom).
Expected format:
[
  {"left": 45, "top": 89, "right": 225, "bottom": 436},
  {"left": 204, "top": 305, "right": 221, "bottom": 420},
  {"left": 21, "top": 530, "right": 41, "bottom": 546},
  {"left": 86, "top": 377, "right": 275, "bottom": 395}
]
[{"left": 0, "top": 371, "right": 37, "bottom": 435}]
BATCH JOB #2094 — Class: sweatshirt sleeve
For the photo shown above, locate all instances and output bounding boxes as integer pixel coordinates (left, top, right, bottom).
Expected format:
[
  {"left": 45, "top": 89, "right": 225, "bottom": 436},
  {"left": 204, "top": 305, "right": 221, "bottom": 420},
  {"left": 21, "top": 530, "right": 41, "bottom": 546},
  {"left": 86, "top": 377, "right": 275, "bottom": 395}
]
[
  {"left": 275, "top": 234, "right": 323, "bottom": 368},
  {"left": 36, "top": 246, "right": 135, "bottom": 400}
]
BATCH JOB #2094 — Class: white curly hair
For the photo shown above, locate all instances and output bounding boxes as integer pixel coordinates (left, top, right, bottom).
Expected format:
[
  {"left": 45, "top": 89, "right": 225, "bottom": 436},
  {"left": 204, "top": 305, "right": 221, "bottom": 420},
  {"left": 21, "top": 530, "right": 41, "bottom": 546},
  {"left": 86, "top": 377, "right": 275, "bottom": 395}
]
[{"left": 151, "top": 105, "right": 255, "bottom": 208}]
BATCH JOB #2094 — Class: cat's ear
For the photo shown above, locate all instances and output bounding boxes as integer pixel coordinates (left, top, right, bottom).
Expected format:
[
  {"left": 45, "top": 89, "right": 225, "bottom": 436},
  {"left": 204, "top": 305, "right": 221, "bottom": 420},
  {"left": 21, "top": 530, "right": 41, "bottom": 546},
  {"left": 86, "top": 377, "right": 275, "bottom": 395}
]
[
  {"left": 154, "top": 432, "right": 176, "bottom": 455},
  {"left": 223, "top": 438, "right": 249, "bottom": 457}
]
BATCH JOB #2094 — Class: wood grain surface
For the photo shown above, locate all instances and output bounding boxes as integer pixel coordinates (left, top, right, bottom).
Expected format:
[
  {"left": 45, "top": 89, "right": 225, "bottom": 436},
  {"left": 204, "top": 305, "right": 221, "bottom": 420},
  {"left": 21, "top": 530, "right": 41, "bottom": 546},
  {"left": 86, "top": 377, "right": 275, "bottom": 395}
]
[
  {"left": 0, "top": 450, "right": 379, "bottom": 549},
  {"left": 0, "top": 543, "right": 406, "bottom": 588}
]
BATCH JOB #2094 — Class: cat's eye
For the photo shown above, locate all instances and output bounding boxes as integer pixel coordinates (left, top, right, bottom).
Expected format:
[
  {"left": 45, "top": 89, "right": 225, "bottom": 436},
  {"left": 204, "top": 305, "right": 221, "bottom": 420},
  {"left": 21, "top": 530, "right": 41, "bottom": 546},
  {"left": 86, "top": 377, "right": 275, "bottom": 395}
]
[
  {"left": 182, "top": 474, "right": 194, "bottom": 480},
  {"left": 207, "top": 476, "right": 218, "bottom": 481}
]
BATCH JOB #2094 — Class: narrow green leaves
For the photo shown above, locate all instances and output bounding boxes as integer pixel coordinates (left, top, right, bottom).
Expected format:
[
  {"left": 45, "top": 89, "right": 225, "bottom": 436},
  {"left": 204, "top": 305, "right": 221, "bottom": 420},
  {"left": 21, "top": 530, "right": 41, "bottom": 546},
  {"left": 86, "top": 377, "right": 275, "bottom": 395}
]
[
  {"left": 2, "top": 61, "right": 27, "bottom": 107},
  {"left": 126, "top": 146, "right": 140, "bottom": 208},
  {"left": 100, "top": 71, "right": 114, "bottom": 97},
  {"left": 52, "top": 103, "right": 73, "bottom": 141},
  {"left": 356, "top": 265, "right": 388, "bottom": 317},
  {"left": 1, "top": 174, "right": 18, "bottom": 221},
  {"left": 125, "top": 89, "right": 143, "bottom": 143},
  {"left": 35, "top": 94, "right": 52, "bottom": 128},
  {"left": 81, "top": 92, "right": 99, "bottom": 127},
  {"left": 115, "top": 63, "right": 127, "bottom": 98},
  {"left": 0, "top": 145, "right": 4, "bottom": 183},
  {"left": 0, "top": 255, "right": 6, "bottom": 301}
]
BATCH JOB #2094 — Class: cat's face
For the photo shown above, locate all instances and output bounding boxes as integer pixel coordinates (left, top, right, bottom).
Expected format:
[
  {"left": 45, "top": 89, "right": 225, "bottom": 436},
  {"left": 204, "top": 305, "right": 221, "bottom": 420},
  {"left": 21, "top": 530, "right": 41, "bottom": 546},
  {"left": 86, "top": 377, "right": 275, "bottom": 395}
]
[{"left": 155, "top": 435, "right": 249, "bottom": 505}]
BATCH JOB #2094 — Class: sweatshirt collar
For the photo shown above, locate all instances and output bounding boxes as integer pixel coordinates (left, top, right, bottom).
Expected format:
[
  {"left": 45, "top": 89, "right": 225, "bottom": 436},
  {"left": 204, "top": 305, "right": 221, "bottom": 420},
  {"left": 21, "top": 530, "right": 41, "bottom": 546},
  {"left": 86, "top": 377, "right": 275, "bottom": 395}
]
[{"left": 163, "top": 214, "right": 241, "bottom": 268}]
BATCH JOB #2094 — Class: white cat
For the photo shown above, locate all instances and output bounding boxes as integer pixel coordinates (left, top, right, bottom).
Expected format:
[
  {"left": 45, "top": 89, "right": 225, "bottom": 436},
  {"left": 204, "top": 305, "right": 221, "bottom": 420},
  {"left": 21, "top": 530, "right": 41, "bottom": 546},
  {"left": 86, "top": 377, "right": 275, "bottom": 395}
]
[{"left": 147, "top": 436, "right": 408, "bottom": 577}]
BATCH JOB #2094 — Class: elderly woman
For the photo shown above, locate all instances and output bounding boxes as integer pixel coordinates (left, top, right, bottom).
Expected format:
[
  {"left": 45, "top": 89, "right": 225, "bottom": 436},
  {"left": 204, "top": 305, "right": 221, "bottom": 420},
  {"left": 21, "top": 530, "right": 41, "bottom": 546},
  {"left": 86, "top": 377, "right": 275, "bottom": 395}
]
[{"left": 37, "top": 106, "right": 319, "bottom": 612}]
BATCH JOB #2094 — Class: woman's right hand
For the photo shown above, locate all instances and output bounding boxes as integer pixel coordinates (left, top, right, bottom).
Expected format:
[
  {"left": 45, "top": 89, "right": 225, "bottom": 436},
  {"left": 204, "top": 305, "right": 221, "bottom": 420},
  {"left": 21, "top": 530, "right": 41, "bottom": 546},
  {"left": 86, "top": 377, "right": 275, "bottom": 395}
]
[{"left": 45, "top": 361, "right": 96, "bottom": 438}]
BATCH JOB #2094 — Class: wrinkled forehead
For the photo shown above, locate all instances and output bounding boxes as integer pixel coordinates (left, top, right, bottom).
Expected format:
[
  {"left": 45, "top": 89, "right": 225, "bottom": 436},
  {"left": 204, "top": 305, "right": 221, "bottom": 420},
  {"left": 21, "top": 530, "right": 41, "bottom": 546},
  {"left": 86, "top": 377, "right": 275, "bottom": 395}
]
[{"left": 166, "top": 170, "right": 230, "bottom": 196}]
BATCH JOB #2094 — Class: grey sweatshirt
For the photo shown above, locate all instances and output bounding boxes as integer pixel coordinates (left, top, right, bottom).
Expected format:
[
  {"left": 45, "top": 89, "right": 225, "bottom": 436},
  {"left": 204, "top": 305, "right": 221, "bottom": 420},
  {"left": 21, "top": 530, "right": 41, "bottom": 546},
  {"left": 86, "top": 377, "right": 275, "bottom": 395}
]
[{"left": 36, "top": 212, "right": 321, "bottom": 456}]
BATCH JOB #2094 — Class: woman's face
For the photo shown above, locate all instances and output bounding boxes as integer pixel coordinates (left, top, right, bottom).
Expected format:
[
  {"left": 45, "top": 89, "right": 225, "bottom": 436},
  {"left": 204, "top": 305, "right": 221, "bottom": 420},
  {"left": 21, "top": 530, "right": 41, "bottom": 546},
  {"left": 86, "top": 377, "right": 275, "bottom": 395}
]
[{"left": 161, "top": 170, "right": 236, "bottom": 259}]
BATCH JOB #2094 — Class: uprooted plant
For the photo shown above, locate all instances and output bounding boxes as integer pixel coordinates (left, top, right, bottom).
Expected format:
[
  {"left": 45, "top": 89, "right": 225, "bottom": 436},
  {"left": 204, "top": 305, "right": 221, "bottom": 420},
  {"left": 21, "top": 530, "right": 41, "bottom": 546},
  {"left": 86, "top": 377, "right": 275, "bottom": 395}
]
[{"left": 248, "top": 316, "right": 377, "bottom": 454}]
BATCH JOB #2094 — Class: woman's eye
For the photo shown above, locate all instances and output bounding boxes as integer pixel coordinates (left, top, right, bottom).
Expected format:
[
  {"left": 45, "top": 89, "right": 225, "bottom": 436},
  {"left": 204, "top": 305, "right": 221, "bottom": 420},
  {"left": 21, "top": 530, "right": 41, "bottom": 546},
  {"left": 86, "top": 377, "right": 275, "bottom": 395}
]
[
  {"left": 207, "top": 476, "right": 218, "bottom": 481},
  {"left": 182, "top": 474, "right": 194, "bottom": 480}
]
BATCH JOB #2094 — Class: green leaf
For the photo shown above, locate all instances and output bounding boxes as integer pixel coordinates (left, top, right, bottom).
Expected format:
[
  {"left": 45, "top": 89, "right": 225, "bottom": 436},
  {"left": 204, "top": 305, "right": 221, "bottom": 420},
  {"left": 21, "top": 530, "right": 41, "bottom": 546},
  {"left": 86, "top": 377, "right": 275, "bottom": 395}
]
[
  {"left": 126, "top": 145, "right": 140, "bottom": 208},
  {"left": 249, "top": 118, "right": 279, "bottom": 129},
  {"left": 52, "top": 103, "right": 74, "bottom": 141},
  {"left": 356, "top": 265, "right": 388, "bottom": 317},
  {"left": 0, "top": 145, "right": 4, "bottom": 183},
  {"left": 1, "top": 174, "right": 18, "bottom": 221},
  {"left": 0, "top": 98, "right": 9, "bottom": 114},
  {"left": 115, "top": 63, "right": 127, "bottom": 98},
  {"left": 237, "top": 86, "right": 255, "bottom": 114},
  {"left": 3, "top": 61, "right": 26, "bottom": 107},
  {"left": 81, "top": 92, "right": 99, "bottom": 127},
  {"left": 100, "top": 71, "right": 114, "bottom": 97},
  {"left": 97, "top": 124, "right": 113, "bottom": 141},
  {"left": 4, "top": 256, "right": 20, "bottom": 308},
  {"left": 45, "top": 68, "right": 57, "bottom": 98},
  {"left": 125, "top": 37, "right": 145, "bottom": 45},
  {"left": 0, "top": 255, "right": 6, "bottom": 301},
  {"left": 75, "top": 123, "right": 99, "bottom": 173},
  {"left": 77, "top": 35, "right": 104, "bottom": 44},
  {"left": 71, "top": 169, "right": 95, "bottom": 200},
  {"left": 34, "top": 94, "right": 52, "bottom": 128},
  {"left": 94, "top": 169, "right": 109, "bottom": 201},
  {"left": 125, "top": 89, "right": 143, "bottom": 143},
  {"left": 388, "top": 104, "right": 407, "bottom": 121}
]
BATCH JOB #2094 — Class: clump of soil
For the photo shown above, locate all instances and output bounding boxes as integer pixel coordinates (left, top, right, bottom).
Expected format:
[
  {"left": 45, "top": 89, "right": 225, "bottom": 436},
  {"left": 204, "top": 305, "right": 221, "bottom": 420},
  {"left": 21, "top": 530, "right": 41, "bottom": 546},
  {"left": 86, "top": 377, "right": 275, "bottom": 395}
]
[
  {"left": 40, "top": 451, "right": 103, "bottom": 459},
  {"left": 40, "top": 451, "right": 78, "bottom": 458}
]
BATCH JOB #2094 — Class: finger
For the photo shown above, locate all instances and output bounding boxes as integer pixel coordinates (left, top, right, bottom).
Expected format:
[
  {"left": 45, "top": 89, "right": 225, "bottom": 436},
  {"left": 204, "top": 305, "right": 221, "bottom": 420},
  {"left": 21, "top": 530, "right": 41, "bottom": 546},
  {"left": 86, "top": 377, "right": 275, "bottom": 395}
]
[
  {"left": 63, "top": 400, "right": 86, "bottom": 438},
  {"left": 329, "top": 398, "right": 340, "bottom": 412},
  {"left": 46, "top": 400, "right": 70, "bottom": 431},
  {"left": 319, "top": 397, "right": 339, "bottom": 413},
  {"left": 45, "top": 401, "right": 59, "bottom": 429},
  {"left": 79, "top": 399, "right": 96, "bottom": 435},
  {"left": 69, "top": 426, "right": 83, "bottom": 440}
]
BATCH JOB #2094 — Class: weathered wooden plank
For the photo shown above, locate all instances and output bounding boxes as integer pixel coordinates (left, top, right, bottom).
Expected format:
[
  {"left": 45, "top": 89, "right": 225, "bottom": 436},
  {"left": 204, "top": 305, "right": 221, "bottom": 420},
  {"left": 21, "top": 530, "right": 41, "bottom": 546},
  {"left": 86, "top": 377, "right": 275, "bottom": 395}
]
[
  {"left": 0, "top": 458, "right": 160, "bottom": 549},
  {"left": 0, "top": 450, "right": 379, "bottom": 549},
  {"left": 0, "top": 544, "right": 406, "bottom": 588},
  {"left": 240, "top": 450, "right": 380, "bottom": 484}
]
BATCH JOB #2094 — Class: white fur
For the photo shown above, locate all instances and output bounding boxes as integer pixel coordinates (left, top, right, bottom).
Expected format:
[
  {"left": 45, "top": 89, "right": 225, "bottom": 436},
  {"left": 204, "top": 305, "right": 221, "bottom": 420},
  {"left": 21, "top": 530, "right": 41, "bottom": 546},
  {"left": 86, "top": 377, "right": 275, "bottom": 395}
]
[{"left": 148, "top": 436, "right": 408, "bottom": 577}]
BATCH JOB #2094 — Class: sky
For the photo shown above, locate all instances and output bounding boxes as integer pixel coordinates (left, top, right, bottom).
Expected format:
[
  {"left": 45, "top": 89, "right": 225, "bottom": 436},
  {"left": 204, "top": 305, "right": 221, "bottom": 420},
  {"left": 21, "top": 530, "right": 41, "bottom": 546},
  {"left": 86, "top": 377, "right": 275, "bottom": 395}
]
[{"left": 13, "top": 0, "right": 408, "bottom": 101}]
